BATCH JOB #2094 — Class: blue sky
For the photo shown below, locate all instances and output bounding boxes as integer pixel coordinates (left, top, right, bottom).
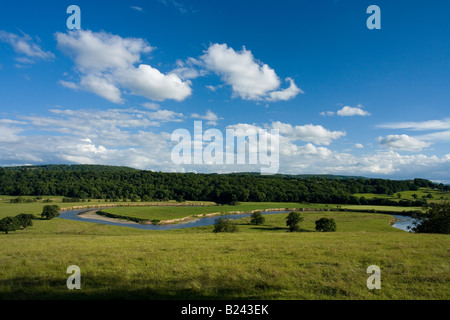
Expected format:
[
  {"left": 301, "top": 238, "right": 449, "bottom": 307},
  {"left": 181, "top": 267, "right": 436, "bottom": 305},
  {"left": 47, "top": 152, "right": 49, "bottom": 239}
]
[{"left": 0, "top": 0, "right": 449, "bottom": 182}]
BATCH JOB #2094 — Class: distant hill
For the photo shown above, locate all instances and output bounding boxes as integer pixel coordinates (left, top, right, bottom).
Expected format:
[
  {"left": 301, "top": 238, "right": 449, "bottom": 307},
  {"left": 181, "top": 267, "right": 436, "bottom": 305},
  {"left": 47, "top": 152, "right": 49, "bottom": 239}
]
[
  {"left": 227, "top": 172, "right": 370, "bottom": 180},
  {"left": 1, "top": 164, "right": 138, "bottom": 172}
]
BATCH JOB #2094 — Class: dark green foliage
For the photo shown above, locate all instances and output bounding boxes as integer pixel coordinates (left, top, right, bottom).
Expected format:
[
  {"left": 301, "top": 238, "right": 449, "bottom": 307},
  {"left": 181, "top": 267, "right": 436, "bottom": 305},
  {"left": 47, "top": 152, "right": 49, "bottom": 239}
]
[
  {"left": 315, "top": 217, "right": 337, "bottom": 232},
  {"left": 411, "top": 203, "right": 450, "bottom": 234},
  {"left": 0, "top": 217, "right": 20, "bottom": 234},
  {"left": 0, "top": 165, "right": 442, "bottom": 205},
  {"left": 41, "top": 205, "right": 60, "bottom": 220},
  {"left": 213, "top": 217, "right": 238, "bottom": 233},
  {"left": 285, "top": 211, "right": 303, "bottom": 232},
  {"left": 250, "top": 211, "right": 265, "bottom": 225},
  {"left": 15, "top": 213, "right": 34, "bottom": 229}
]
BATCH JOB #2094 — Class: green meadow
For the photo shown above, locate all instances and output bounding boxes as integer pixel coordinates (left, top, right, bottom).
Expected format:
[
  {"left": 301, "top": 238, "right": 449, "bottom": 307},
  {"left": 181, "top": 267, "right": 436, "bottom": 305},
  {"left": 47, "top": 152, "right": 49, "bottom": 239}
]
[
  {"left": 354, "top": 187, "right": 450, "bottom": 203},
  {"left": 0, "top": 196, "right": 449, "bottom": 300},
  {"left": 100, "top": 202, "right": 329, "bottom": 222}
]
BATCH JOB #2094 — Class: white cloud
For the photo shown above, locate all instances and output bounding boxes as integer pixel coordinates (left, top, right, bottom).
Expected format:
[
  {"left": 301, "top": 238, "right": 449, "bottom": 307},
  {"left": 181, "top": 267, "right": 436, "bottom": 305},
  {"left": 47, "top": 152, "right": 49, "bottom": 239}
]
[
  {"left": 130, "top": 6, "right": 144, "bottom": 12},
  {"left": 0, "top": 30, "right": 54, "bottom": 64},
  {"left": 171, "top": 58, "right": 206, "bottom": 80},
  {"left": 2, "top": 113, "right": 450, "bottom": 181},
  {"left": 142, "top": 102, "right": 160, "bottom": 110},
  {"left": 118, "top": 64, "right": 192, "bottom": 101},
  {"left": 266, "top": 77, "right": 303, "bottom": 102},
  {"left": 205, "top": 84, "right": 223, "bottom": 92},
  {"left": 355, "top": 143, "right": 364, "bottom": 149},
  {"left": 80, "top": 74, "right": 123, "bottom": 103},
  {"left": 271, "top": 121, "right": 345, "bottom": 145},
  {"left": 378, "top": 118, "right": 450, "bottom": 131},
  {"left": 417, "top": 130, "right": 450, "bottom": 143},
  {"left": 337, "top": 105, "right": 371, "bottom": 117},
  {"left": 200, "top": 43, "right": 302, "bottom": 102},
  {"left": 0, "top": 125, "right": 22, "bottom": 142},
  {"left": 56, "top": 30, "right": 152, "bottom": 71},
  {"left": 378, "top": 134, "right": 431, "bottom": 152},
  {"left": 56, "top": 30, "right": 192, "bottom": 103},
  {"left": 191, "top": 110, "right": 221, "bottom": 125},
  {"left": 59, "top": 80, "right": 80, "bottom": 90}
]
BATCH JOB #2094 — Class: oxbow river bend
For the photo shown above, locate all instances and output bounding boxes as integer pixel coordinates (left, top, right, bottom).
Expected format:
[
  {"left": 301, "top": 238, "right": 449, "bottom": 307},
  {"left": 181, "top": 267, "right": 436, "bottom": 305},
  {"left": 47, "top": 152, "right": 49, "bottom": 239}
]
[
  {"left": 58, "top": 208, "right": 418, "bottom": 231},
  {"left": 58, "top": 208, "right": 290, "bottom": 230}
]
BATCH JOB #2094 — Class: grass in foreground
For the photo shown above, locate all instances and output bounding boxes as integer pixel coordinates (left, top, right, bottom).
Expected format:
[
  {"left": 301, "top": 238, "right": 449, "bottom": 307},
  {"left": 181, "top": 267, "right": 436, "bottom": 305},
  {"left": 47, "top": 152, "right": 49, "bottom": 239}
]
[
  {"left": 0, "top": 197, "right": 449, "bottom": 300},
  {"left": 0, "top": 204, "right": 449, "bottom": 300},
  {"left": 1, "top": 230, "right": 448, "bottom": 300}
]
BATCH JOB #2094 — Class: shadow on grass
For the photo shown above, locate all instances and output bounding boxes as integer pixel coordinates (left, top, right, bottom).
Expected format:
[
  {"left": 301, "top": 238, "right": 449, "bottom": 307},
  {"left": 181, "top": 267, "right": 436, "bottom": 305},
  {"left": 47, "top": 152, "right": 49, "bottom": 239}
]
[
  {"left": 248, "top": 226, "right": 287, "bottom": 231},
  {"left": 0, "top": 275, "right": 279, "bottom": 300},
  {"left": 248, "top": 226, "right": 315, "bottom": 232}
]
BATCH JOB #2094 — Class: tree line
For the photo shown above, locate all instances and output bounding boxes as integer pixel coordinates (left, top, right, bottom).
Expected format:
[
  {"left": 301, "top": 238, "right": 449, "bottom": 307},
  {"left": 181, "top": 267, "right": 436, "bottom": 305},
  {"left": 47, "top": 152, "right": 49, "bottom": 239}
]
[{"left": 0, "top": 165, "right": 446, "bottom": 205}]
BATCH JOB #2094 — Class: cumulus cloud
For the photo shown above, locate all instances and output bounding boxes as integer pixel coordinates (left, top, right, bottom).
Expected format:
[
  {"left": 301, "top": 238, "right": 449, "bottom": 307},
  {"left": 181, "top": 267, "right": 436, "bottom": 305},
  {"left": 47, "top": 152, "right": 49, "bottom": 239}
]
[
  {"left": 2, "top": 112, "right": 450, "bottom": 181},
  {"left": 199, "top": 43, "right": 302, "bottom": 102},
  {"left": 56, "top": 30, "right": 192, "bottom": 103},
  {"left": 266, "top": 77, "right": 303, "bottom": 102},
  {"left": 191, "top": 110, "right": 221, "bottom": 125},
  {"left": 336, "top": 105, "right": 371, "bottom": 117},
  {"left": 0, "top": 30, "right": 54, "bottom": 65},
  {"left": 378, "top": 134, "right": 431, "bottom": 152},
  {"left": 271, "top": 121, "right": 345, "bottom": 146},
  {"left": 80, "top": 74, "right": 123, "bottom": 103},
  {"left": 321, "top": 105, "right": 370, "bottom": 117}
]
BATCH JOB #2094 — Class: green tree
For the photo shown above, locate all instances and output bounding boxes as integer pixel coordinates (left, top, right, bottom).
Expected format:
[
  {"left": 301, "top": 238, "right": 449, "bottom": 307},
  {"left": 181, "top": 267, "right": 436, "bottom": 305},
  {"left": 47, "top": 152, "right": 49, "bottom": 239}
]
[
  {"left": 0, "top": 217, "right": 20, "bottom": 234},
  {"left": 411, "top": 203, "right": 450, "bottom": 234},
  {"left": 15, "top": 213, "right": 34, "bottom": 229},
  {"left": 41, "top": 205, "right": 60, "bottom": 220},
  {"left": 315, "top": 217, "right": 337, "bottom": 232},
  {"left": 285, "top": 211, "right": 303, "bottom": 232},
  {"left": 397, "top": 193, "right": 402, "bottom": 199},
  {"left": 250, "top": 211, "right": 265, "bottom": 225},
  {"left": 213, "top": 217, "right": 238, "bottom": 233}
]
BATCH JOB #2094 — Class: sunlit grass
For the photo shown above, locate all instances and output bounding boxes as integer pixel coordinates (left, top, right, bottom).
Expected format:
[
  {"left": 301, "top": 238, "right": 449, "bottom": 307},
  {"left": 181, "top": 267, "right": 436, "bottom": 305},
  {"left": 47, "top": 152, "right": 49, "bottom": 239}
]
[{"left": 0, "top": 196, "right": 449, "bottom": 300}]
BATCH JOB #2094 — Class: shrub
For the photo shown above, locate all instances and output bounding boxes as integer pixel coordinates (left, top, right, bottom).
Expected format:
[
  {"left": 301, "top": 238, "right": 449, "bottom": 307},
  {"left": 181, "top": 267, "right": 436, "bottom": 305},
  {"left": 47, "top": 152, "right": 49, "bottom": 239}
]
[
  {"left": 285, "top": 211, "right": 303, "bottom": 232},
  {"left": 213, "top": 217, "right": 238, "bottom": 233},
  {"left": 250, "top": 211, "right": 265, "bottom": 225},
  {"left": 315, "top": 217, "right": 337, "bottom": 232},
  {"left": 41, "top": 205, "right": 61, "bottom": 220}
]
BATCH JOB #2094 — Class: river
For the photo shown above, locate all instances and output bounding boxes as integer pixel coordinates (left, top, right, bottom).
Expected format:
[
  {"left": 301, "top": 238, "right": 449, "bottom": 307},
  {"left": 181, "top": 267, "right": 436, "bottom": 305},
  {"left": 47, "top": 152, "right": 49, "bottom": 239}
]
[
  {"left": 58, "top": 208, "right": 290, "bottom": 230},
  {"left": 59, "top": 209, "right": 419, "bottom": 231},
  {"left": 391, "top": 214, "right": 418, "bottom": 232}
]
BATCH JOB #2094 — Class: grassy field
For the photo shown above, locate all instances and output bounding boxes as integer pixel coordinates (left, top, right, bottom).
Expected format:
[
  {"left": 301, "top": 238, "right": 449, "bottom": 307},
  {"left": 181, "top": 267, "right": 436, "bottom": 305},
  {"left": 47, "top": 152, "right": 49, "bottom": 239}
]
[
  {"left": 340, "top": 205, "right": 423, "bottom": 212},
  {"left": 100, "top": 202, "right": 329, "bottom": 222},
  {"left": 0, "top": 196, "right": 449, "bottom": 300},
  {"left": 354, "top": 188, "right": 450, "bottom": 203}
]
